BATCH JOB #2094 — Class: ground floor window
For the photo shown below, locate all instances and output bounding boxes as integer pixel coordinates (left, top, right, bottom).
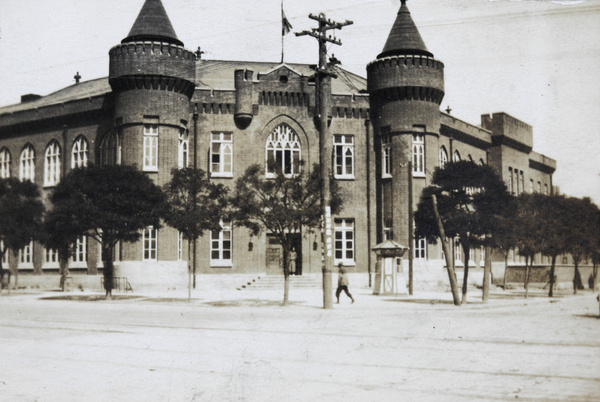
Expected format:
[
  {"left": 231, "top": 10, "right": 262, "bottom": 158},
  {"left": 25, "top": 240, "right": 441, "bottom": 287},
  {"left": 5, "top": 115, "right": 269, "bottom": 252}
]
[
  {"left": 211, "top": 220, "right": 232, "bottom": 266},
  {"left": 334, "top": 218, "right": 355, "bottom": 265},
  {"left": 414, "top": 238, "right": 426, "bottom": 259},
  {"left": 45, "top": 248, "right": 59, "bottom": 266},
  {"left": 72, "top": 236, "right": 87, "bottom": 264},
  {"left": 19, "top": 241, "right": 33, "bottom": 268},
  {"left": 177, "top": 231, "right": 183, "bottom": 261},
  {"left": 143, "top": 227, "right": 158, "bottom": 261}
]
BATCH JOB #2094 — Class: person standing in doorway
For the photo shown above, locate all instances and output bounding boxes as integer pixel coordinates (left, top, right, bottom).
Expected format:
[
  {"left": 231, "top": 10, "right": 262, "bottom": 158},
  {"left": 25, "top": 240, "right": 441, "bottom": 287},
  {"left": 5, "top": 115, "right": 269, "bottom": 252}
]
[
  {"left": 288, "top": 247, "right": 297, "bottom": 275},
  {"left": 336, "top": 263, "right": 354, "bottom": 303}
]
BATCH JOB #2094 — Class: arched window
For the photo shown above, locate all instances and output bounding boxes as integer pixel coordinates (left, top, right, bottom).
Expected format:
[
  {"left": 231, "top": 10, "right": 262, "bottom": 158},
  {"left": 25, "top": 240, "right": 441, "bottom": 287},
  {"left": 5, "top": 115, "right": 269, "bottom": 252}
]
[
  {"left": 412, "top": 134, "right": 425, "bottom": 176},
  {"left": 71, "top": 136, "right": 88, "bottom": 168},
  {"left": 467, "top": 154, "right": 473, "bottom": 162},
  {"left": 439, "top": 146, "right": 448, "bottom": 168},
  {"left": 178, "top": 130, "right": 189, "bottom": 169},
  {"left": 0, "top": 148, "right": 11, "bottom": 178},
  {"left": 100, "top": 131, "right": 121, "bottom": 166},
  {"left": 266, "top": 124, "right": 301, "bottom": 176},
  {"left": 453, "top": 150, "right": 461, "bottom": 162},
  {"left": 44, "top": 140, "right": 61, "bottom": 186},
  {"left": 19, "top": 144, "right": 35, "bottom": 182}
]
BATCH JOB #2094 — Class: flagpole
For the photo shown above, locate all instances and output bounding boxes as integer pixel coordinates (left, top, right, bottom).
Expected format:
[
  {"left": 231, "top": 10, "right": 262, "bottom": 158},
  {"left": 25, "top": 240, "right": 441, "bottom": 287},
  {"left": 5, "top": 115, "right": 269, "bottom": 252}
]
[{"left": 281, "top": 0, "right": 285, "bottom": 63}]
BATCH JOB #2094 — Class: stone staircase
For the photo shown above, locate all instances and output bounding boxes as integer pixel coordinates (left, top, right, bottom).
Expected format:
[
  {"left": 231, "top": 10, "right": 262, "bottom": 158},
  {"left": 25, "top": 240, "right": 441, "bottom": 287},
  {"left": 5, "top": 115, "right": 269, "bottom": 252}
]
[{"left": 237, "top": 275, "right": 322, "bottom": 290}]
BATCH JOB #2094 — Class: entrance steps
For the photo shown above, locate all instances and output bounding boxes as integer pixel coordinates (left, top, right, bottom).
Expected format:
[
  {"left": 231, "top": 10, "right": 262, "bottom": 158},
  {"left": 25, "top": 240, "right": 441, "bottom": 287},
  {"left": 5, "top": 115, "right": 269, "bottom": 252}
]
[{"left": 237, "top": 274, "right": 322, "bottom": 290}]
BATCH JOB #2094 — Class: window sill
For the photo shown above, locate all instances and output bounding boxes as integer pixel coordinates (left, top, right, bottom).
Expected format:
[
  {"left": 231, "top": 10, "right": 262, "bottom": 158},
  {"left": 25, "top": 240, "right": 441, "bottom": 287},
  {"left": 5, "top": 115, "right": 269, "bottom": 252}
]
[
  {"left": 382, "top": 174, "right": 392, "bottom": 180},
  {"left": 211, "top": 173, "right": 233, "bottom": 179},
  {"left": 42, "top": 263, "right": 60, "bottom": 269},
  {"left": 334, "top": 175, "right": 355, "bottom": 181},
  {"left": 143, "top": 167, "right": 158, "bottom": 173},
  {"left": 43, "top": 183, "right": 58, "bottom": 189},
  {"left": 412, "top": 173, "right": 426, "bottom": 178},
  {"left": 335, "top": 260, "right": 356, "bottom": 267},
  {"left": 210, "top": 261, "right": 232, "bottom": 268},
  {"left": 70, "top": 261, "right": 88, "bottom": 269},
  {"left": 18, "top": 264, "right": 34, "bottom": 270}
]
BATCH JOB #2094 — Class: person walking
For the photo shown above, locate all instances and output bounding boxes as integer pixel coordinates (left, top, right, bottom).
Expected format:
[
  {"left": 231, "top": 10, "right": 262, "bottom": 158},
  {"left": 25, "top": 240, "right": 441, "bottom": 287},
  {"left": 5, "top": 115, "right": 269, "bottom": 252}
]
[
  {"left": 288, "top": 247, "right": 297, "bottom": 275},
  {"left": 336, "top": 263, "right": 354, "bottom": 304}
]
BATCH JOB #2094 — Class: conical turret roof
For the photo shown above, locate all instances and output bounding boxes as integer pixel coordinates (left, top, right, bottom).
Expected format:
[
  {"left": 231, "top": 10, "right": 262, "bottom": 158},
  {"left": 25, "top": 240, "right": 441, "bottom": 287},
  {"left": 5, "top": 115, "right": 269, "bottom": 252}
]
[
  {"left": 122, "top": 0, "right": 183, "bottom": 46},
  {"left": 377, "top": 0, "right": 432, "bottom": 59}
]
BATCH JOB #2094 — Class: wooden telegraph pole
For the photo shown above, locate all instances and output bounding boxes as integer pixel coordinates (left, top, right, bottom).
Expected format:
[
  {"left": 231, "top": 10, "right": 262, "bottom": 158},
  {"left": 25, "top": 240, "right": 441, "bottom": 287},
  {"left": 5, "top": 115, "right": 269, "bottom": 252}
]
[{"left": 296, "top": 13, "right": 352, "bottom": 309}]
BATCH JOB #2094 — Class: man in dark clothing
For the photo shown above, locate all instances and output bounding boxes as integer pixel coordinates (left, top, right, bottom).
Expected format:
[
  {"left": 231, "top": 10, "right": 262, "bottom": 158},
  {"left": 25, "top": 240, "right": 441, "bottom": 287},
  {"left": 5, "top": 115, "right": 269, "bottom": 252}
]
[{"left": 336, "top": 263, "right": 354, "bottom": 304}]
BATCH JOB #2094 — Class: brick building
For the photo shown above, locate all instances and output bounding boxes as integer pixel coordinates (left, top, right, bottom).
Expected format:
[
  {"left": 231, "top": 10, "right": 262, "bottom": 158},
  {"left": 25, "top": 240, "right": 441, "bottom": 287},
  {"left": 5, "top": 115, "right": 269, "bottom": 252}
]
[{"left": 0, "top": 0, "right": 558, "bottom": 290}]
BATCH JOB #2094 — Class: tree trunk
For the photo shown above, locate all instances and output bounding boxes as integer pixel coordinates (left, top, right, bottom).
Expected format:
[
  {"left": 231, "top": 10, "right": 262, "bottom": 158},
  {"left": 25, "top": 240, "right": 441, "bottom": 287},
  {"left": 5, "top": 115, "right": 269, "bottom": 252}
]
[
  {"left": 573, "top": 258, "right": 582, "bottom": 294},
  {"left": 192, "top": 236, "right": 197, "bottom": 289},
  {"left": 549, "top": 255, "right": 556, "bottom": 297},
  {"left": 461, "top": 246, "right": 470, "bottom": 305},
  {"left": 502, "top": 251, "right": 509, "bottom": 289},
  {"left": 593, "top": 262, "right": 598, "bottom": 292},
  {"left": 188, "top": 241, "right": 192, "bottom": 303},
  {"left": 431, "top": 194, "right": 460, "bottom": 306},
  {"left": 524, "top": 255, "right": 531, "bottom": 299},
  {"left": 102, "top": 243, "right": 114, "bottom": 300},
  {"left": 282, "top": 248, "right": 289, "bottom": 306},
  {"left": 59, "top": 256, "right": 69, "bottom": 292},
  {"left": 482, "top": 245, "right": 491, "bottom": 303}
]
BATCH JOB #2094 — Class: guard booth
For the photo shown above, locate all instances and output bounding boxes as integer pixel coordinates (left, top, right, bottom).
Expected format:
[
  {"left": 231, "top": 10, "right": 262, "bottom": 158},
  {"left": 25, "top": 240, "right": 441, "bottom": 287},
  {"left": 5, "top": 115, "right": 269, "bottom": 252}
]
[{"left": 372, "top": 240, "right": 408, "bottom": 295}]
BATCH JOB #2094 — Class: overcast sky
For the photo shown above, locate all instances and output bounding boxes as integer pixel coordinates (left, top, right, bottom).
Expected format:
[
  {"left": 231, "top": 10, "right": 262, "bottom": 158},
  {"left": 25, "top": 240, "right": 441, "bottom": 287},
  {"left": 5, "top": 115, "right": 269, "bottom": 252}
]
[{"left": 0, "top": 0, "right": 598, "bottom": 204}]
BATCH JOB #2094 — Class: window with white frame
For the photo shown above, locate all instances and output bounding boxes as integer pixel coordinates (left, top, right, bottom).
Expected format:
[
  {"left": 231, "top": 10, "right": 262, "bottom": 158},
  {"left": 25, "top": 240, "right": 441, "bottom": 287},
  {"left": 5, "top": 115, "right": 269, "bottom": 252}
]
[
  {"left": 44, "top": 141, "right": 61, "bottom": 187},
  {"left": 177, "top": 231, "right": 183, "bottom": 261},
  {"left": 334, "top": 219, "right": 355, "bottom": 265},
  {"left": 537, "top": 181, "right": 541, "bottom": 193},
  {"left": 508, "top": 167, "right": 514, "bottom": 194},
  {"left": 210, "top": 132, "right": 233, "bottom": 176},
  {"left": 72, "top": 236, "right": 87, "bottom": 264},
  {"left": 19, "top": 144, "right": 35, "bottom": 182},
  {"left": 1, "top": 240, "right": 8, "bottom": 267},
  {"left": 439, "top": 146, "right": 448, "bottom": 168},
  {"left": 453, "top": 150, "right": 461, "bottom": 162},
  {"left": 520, "top": 171, "right": 525, "bottom": 195},
  {"left": 45, "top": 248, "right": 59, "bottom": 265},
  {"left": 382, "top": 135, "right": 392, "bottom": 178},
  {"left": 544, "top": 183, "right": 549, "bottom": 195},
  {"left": 178, "top": 130, "right": 189, "bottom": 169},
  {"left": 266, "top": 124, "right": 301, "bottom": 177},
  {"left": 211, "top": 220, "right": 232, "bottom": 266},
  {"left": 334, "top": 135, "right": 354, "bottom": 178},
  {"left": 412, "top": 134, "right": 425, "bottom": 176},
  {"left": 529, "top": 179, "right": 534, "bottom": 193},
  {"left": 480, "top": 246, "right": 485, "bottom": 265},
  {"left": 143, "top": 227, "right": 158, "bottom": 261},
  {"left": 0, "top": 148, "right": 11, "bottom": 178},
  {"left": 414, "top": 237, "right": 426, "bottom": 259},
  {"left": 71, "top": 136, "right": 88, "bottom": 168},
  {"left": 143, "top": 125, "right": 159, "bottom": 171},
  {"left": 454, "top": 240, "right": 462, "bottom": 263},
  {"left": 19, "top": 241, "right": 33, "bottom": 267},
  {"left": 100, "top": 131, "right": 121, "bottom": 166}
]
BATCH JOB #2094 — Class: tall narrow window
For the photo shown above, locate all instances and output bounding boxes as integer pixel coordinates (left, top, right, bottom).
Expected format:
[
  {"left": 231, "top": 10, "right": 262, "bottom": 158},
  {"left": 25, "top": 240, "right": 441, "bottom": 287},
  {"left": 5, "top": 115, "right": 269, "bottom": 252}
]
[
  {"left": 529, "top": 179, "right": 534, "bottom": 193},
  {"left": 382, "top": 135, "right": 392, "bottom": 178},
  {"left": 334, "top": 135, "right": 354, "bottom": 178},
  {"left": 508, "top": 167, "right": 514, "bottom": 195},
  {"left": 177, "top": 231, "right": 183, "bottom": 261},
  {"left": 537, "top": 181, "right": 541, "bottom": 193},
  {"left": 334, "top": 218, "right": 355, "bottom": 265},
  {"left": 480, "top": 246, "right": 485, "bottom": 266},
  {"left": 520, "top": 171, "right": 525, "bottom": 195},
  {"left": 453, "top": 150, "right": 461, "bottom": 162},
  {"left": 45, "top": 248, "right": 59, "bottom": 265},
  {"left": 0, "top": 240, "right": 7, "bottom": 267},
  {"left": 439, "top": 146, "right": 448, "bottom": 168},
  {"left": 455, "top": 240, "right": 462, "bottom": 264},
  {"left": 72, "top": 236, "right": 87, "bottom": 264},
  {"left": 19, "top": 241, "right": 33, "bottom": 267},
  {"left": 544, "top": 183, "right": 549, "bottom": 195},
  {"left": 143, "top": 125, "right": 158, "bottom": 171},
  {"left": 19, "top": 144, "right": 35, "bottom": 182},
  {"left": 414, "top": 238, "right": 426, "bottom": 259},
  {"left": 71, "top": 136, "right": 89, "bottom": 168},
  {"left": 178, "top": 130, "right": 189, "bottom": 169},
  {"left": 100, "top": 131, "right": 121, "bottom": 166},
  {"left": 211, "top": 220, "right": 232, "bottom": 266},
  {"left": 266, "top": 124, "right": 301, "bottom": 177},
  {"left": 412, "top": 134, "right": 425, "bottom": 176},
  {"left": 210, "top": 132, "right": 233, "bottom": 177},
  {"left": 44, "top": 141, "right": 61, "bottom": 187},
  {"left": 143, "top": 226, "right": 158, "bottom": 261},
  {"left": 0, "top": 148, "right": 11, "bottom": 178}
]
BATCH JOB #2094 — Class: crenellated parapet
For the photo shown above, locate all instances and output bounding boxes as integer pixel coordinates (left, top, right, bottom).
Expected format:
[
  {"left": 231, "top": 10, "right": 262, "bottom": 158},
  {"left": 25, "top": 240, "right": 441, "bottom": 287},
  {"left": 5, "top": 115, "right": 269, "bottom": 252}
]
[
  {"left": 367, "top": 55, "right": 444, "bottom": 106},
  {"left": 109, "top": 41, "right": 196, "bottom": 98}
]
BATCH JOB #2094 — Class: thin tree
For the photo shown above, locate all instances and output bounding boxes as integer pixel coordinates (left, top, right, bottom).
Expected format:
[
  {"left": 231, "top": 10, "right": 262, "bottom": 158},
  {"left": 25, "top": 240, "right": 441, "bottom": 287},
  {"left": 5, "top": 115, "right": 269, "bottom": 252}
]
[
  {"left": 231, "top": 164, "right": 343, "bottom": 306},
  {"left": 41, "top": 207, "right": 80, "bottom": 291},
  {"left": 49, "top": 165, "right": 165, "bottom": 299},
  {"left": 0, "top": 178, "right": 44, "bottom": 291},
  {"left": 163, "top": 168, "right": 228, "bottom": 296},
  {"left": 537, "top": 194, "right": 569, "bottom": 297},
  {"left": 513, "top": 193, "right": 542, "bottom": 298},
  {"left": 415, "top": 161, "right": 511, "bottom": 304},
  {"left": 491, "top": 196, "right": 519, "bottom": 290}
]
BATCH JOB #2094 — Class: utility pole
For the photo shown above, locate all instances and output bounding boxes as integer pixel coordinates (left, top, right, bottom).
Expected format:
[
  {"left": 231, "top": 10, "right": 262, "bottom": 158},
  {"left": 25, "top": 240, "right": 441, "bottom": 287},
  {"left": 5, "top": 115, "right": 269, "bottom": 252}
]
[{"left": 297, "top": 13, "right": 352, "bottom": 309}]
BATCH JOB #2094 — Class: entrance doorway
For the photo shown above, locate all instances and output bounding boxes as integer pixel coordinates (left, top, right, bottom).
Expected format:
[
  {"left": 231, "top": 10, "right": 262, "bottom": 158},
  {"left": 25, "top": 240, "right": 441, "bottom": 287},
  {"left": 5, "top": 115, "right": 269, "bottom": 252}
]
[{"left": 266, "top": 234, "right": 302, "bottom": 275}]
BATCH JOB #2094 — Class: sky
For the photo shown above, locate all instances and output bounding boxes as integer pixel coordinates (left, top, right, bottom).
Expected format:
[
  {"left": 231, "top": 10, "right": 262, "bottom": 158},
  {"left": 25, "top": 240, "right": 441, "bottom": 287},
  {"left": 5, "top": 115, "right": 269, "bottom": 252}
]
[{"left": 0, "top": 0, "right": 598, "bottom": 204}]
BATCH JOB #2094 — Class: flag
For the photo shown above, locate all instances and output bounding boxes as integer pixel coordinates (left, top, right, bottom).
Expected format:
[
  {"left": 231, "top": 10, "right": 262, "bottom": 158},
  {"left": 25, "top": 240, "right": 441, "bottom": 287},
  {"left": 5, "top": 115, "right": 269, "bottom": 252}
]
[{"left": 282, "top": 9, "right": 293, "bottom": 36}]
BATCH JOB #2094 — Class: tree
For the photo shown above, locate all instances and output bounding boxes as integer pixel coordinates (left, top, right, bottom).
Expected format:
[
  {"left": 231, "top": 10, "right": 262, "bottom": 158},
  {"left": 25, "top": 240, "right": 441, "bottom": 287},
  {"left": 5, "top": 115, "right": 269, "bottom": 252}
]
[
  {"left": 562, "top": 196, "right": 598, "bottom": 294},
  {"left": 536, "top": 194, "right": 570, "bottom": 297},
  {"left": 49, "top": 165, "right": 165, "bottom": 299},
  {"left": 163, "top": 168, "right": 228, "bottom": 297},
  {"left": 415, "top": 161, "right": 511, "bottom": 304},
  {"left": 513, "top": 193, "right": 543, "bottom": 298},
  {"left": 231, "top": 164, "right": 343, "bottom": 306},
  {"left": 490, "top": 196, "right": 519, "bottom": 290},
  {"left": 0, "top": 178, "right": 44, "bottom": 290}
]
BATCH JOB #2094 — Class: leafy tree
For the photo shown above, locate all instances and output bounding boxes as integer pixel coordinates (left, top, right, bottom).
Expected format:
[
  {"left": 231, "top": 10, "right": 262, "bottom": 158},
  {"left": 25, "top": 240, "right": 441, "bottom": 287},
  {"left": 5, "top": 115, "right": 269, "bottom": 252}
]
[
  {"left": 415, "top": 161, "right": 511, "bottom": 304},
  {"left": 231, "top": 164, "right": 343, "bottom": 305},
  {"left": 490, "top": 196, "right": 520, "bottom": 289},
  {"left": 562, "top": 196, "right": 598, "bottom": 294},
  {"left": 537, "top": 194, "right": 570, "bottom": 297},
  {"left": 590, "top": 205, "right": 600, "bottom": 292},
  {"left": 0, "top": 178, "right": 44, "bottom": 290},
  {"left": 49, "top": 165, "right": 165, "bottom": 299},
  {"left": 513, "top": 193, "right": 543, "bottom": 298},
  {"left": 163, "top": 168, "right": 228, "bottom": 293}
]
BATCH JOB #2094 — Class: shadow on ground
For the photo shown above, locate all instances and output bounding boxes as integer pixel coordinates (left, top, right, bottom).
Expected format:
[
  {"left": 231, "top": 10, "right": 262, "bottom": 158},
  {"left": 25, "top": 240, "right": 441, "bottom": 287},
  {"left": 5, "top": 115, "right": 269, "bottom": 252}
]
[
  {"left": 574, "top": 314, "right": 600, "bottom": 320},
  {"left": 204, "top": 299, "right": 302, "bottom": 308},
  {"left": 41, "top": 295, "right": 143, "bottom": 301}
]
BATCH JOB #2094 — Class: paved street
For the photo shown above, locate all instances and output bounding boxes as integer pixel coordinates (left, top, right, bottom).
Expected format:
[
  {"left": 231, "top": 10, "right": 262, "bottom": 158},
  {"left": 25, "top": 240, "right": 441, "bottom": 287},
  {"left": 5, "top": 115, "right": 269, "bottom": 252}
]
[{"left": 0, "top": 285, "right": 599, "bottom": 402}]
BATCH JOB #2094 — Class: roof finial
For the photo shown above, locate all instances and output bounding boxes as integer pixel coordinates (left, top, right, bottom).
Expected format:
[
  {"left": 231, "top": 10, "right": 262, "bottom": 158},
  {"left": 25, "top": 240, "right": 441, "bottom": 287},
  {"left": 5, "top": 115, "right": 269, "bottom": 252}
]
[{"left": 74, "top": 72, "right": 81, "bottom": 84}]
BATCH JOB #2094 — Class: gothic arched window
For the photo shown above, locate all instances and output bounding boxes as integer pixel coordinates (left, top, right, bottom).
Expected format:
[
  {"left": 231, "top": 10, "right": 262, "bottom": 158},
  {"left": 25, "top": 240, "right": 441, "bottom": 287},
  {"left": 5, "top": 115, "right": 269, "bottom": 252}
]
[
  {"left": 0, "top": 148, "right": 11, "bottom": 179},
  {"left": 19, "top": 144, "right": 35, "bottom": 182},
  {"left": 44, "top": 140, "right": 61, "bottom": 186},
  {"left": 266, "top": 124, "right": 301, "bottom": 176},
  {"left": 439, "top": 146, "right": 448, "bottom": 168},
  {"left": 100, "top": 131, "right": 121, "bottom": 166},
  {"left": 72, "top": 136, "right": 89, "bottom": 168}
]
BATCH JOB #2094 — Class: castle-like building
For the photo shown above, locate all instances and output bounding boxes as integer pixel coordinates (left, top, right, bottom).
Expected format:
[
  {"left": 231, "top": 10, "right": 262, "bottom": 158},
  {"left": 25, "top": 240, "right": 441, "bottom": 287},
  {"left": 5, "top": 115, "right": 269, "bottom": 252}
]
[{"left": 0, "top": 0, "right": 556, "bottom": 290}]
